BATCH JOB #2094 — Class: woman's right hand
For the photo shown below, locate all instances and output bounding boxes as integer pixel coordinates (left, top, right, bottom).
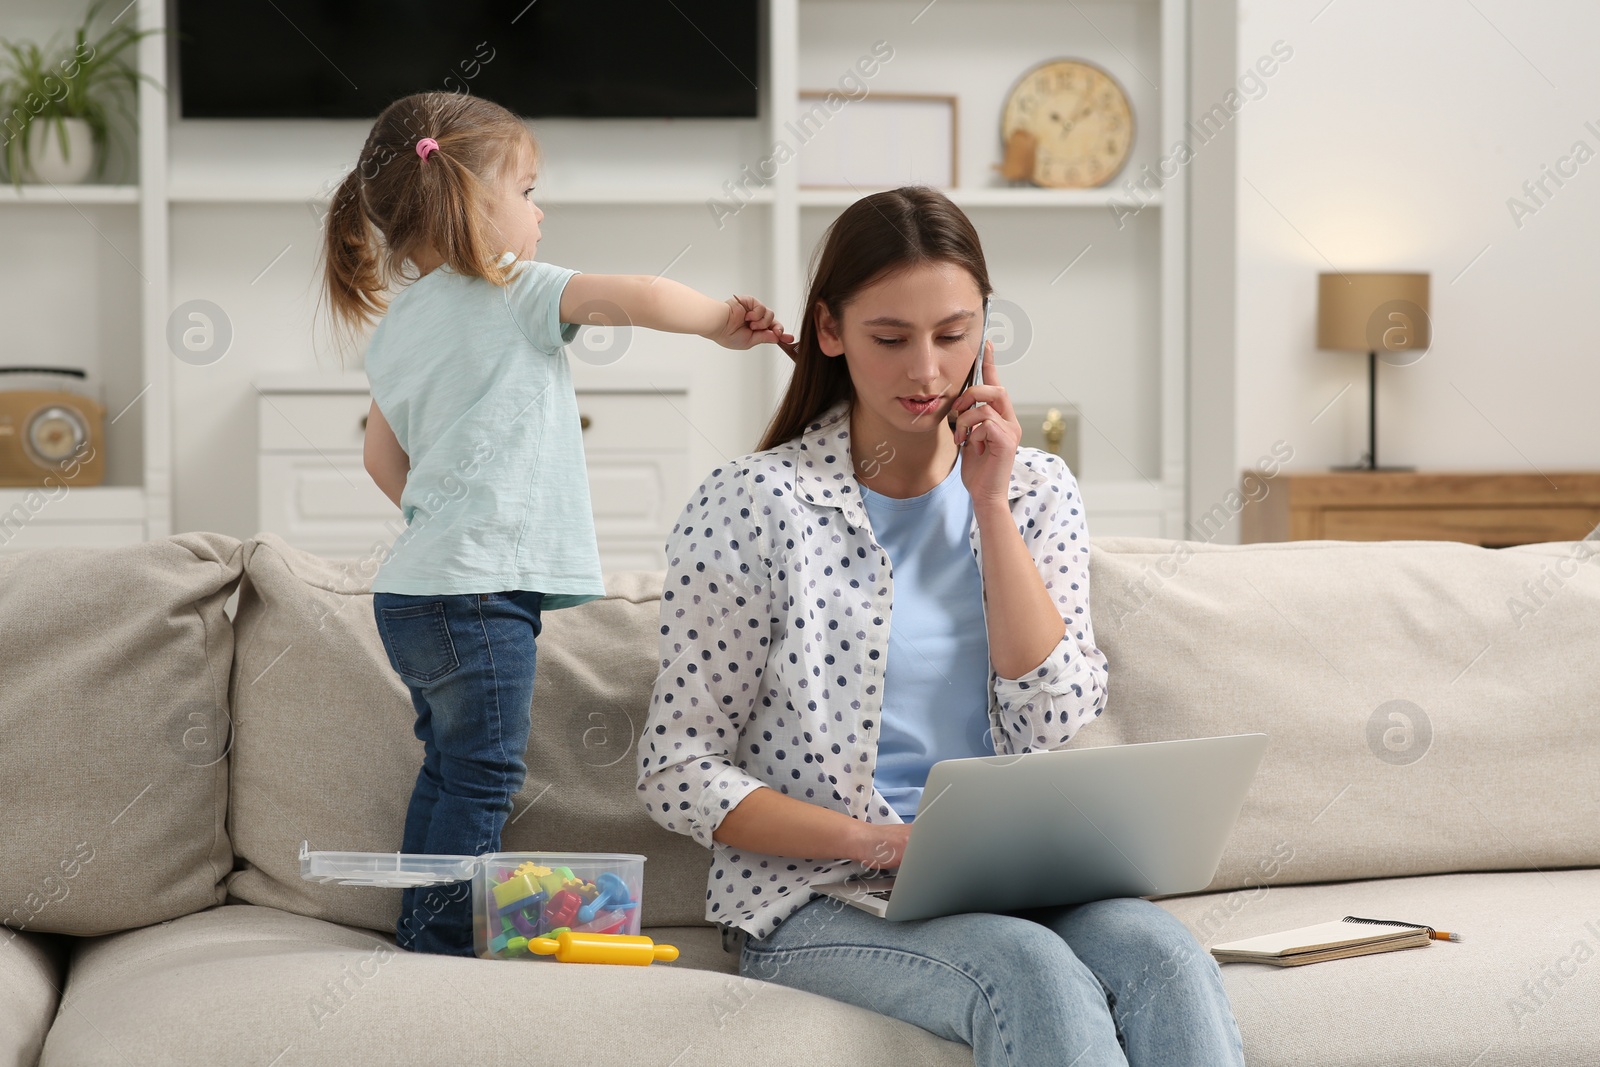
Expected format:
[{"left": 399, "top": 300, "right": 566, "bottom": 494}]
[
  {"left": 711, "top": 786, "right": 911, "bottom": 869},
  {"left": 851, "top": 821, "right": 912, "bottom": 871}
]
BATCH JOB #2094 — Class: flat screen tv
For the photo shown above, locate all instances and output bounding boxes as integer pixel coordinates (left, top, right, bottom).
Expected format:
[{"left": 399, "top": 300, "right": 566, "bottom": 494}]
[{"left": 176, "top": 1, "right": 759, "bottom": 119}]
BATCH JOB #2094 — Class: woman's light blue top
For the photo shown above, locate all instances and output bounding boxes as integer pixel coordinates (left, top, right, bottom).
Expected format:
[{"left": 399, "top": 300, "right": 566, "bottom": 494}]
[
  {"left": 362, "top": 256, "right": 605, "bottom": 608},
  {"left": 860, "top": 452, "right": 996, "bottom": 821}
]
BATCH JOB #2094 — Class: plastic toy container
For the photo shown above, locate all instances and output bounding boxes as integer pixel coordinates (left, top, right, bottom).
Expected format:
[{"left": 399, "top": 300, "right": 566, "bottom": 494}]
[{"left": 300, "top": 842, "right": 645, "bottom": 961}]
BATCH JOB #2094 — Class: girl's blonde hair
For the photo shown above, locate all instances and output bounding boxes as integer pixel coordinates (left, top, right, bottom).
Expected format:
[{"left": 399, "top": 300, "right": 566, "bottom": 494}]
[{"left": 320, "top": 91, "right": 537, "bottom": 350}]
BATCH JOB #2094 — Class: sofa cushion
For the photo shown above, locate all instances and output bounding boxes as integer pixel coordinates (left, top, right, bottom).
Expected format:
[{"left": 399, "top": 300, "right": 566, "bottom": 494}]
[
  {"left": 0, "top": 532, "right": 240, "bottom": 935},
  {"left": 41, "top": 904, "right": 968, "bottom": 1067},
  {"left": 0, "top": 928, "right": 68, "bottom": 1067},
  {"left": 1084, "top": 537, "right": 1600, "bottom": 894},
  {"left": 1156, "top": 868, "right": 1600, "bottom": 1067},
  {"left": 225, "top": 534, "right": 711, "bottom": 935},
  {"left": 643, "top": 924, "right": 741, "bottom": 976}
]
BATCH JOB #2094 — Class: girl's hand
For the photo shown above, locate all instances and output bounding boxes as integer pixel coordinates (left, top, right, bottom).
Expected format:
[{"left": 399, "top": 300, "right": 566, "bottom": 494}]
[
  {"left": 709, "top": 295, "right": 796, "bottom": 351},
  {"left": 850, "top": 821, "right": 912, "bottom": 870},
  {"left": 950, "top": 339, "right": 1023, "bottom": 510}
]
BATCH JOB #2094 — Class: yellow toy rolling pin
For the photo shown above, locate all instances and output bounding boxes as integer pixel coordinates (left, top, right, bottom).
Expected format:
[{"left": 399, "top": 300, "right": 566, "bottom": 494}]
[{"left": 528, "top": 930, "right": 679, "bottom": 966}]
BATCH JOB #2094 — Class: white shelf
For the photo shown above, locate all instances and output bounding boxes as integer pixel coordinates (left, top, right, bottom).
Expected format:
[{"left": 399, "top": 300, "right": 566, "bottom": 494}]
[
  {"left": 168, "top": 181, "right": 771, "bottom": 206},
  {"left": 255, "top": 372, "right": 372, "bottom": 394},
  {"left": 797, "top": 186, "right": 1157, "bottom": 209},
  {"left": 0, "top": 485, "right": 146, "bottom": 520},
  {"left": 167, "top": 180, "right": 331, "bottom": 204},
  {"left": 0, "top": 184, "right": 139, "bottom": 204},
  {"left": 172, "top": 182, "right": 1145, "bottom": 210},
  {"left": 255, "top": 370, "right": 696, "bottom": 394},
  {"left": 537, "top": 188, "right": 774, "bottom": 206}
]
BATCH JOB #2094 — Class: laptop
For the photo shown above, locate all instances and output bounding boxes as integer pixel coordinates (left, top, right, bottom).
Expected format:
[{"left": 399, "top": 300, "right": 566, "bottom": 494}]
[{"left": 813, "top": 733, "right": 1268, "bottom": 922}]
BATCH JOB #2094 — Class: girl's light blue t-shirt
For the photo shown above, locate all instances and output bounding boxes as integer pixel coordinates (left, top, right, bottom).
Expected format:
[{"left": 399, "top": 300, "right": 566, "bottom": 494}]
[
  {"left": 362, "top": 256, "right": 604, "bottom": 608},
  {"left": 860, "top": 452, "right": 996, "bottom": 821}
]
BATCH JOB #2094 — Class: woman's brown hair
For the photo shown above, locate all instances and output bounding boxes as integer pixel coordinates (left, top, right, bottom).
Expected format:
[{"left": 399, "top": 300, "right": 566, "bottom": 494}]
[
  {"left": 320, "top": 91, "right": 536, "bottom": 357},
  {"left": 757, "top": 186, "right": 992, "bottom": 451}
]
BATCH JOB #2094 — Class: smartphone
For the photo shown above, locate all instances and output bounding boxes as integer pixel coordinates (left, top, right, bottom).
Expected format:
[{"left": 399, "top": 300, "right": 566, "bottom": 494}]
[
  {"left": 971, "top": 296, "right": 990, "bottom": 397},
  {"left": 949, "top": 296, "right": 990, "bottom": 430}
]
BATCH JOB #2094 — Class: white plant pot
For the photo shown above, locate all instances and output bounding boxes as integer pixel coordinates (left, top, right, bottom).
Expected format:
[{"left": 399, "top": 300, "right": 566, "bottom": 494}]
[{"left": 20, "top": 117, "right": 98, "bottom": 184}]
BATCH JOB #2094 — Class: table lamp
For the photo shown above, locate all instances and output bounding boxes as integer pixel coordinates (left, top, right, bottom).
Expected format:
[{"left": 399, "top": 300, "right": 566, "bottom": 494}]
[{"left": 1316, "top": 272, "right": 1430, "bottom": 471}]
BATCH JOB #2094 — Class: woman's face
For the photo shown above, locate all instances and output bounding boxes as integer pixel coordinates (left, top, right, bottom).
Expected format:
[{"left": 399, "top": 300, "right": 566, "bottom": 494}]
[{"left": 816, "top": 260, "right": 984, "bottom": 436}]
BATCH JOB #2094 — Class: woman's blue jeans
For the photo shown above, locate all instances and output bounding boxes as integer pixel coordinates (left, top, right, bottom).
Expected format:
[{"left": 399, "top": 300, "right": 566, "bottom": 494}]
[
  {"left": 372, "top": 590, "right": 545, "bottom": 957},
  {"left": 740, "top": 894, "right": 1244, "bottom": 1067}
]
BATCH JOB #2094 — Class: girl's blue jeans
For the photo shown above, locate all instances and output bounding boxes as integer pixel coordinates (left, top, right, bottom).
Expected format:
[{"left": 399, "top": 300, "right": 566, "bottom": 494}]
[
  {"left": 372, "top": 589, "right": 545, "bottom": 957},
  {"left": 740, "top": 894, "right": 1244, "bottom": 1067}
]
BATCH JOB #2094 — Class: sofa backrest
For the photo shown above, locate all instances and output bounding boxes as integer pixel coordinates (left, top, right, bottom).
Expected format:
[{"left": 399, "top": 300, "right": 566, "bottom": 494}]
[
  {"left": 226, "top": 532, "right": 1600, "bottom": 935},
  {"left": 0, "top": 533, "right": 241, "bottom": 936},
  {"left": 8, "top": 529, "right": 1593, "bottom": 942},
  {"left": 225, "top": 534, "right": 711, "bottom": 934},
  {"left": 1082, "top": 536, "right": 1600, "bottom": 896}
]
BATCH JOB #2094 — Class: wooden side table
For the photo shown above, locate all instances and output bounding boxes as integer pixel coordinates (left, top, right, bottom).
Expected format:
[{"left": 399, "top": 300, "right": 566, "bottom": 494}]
[{"left": 1239, "top": 471, "right": 1600, "bottom": 547}]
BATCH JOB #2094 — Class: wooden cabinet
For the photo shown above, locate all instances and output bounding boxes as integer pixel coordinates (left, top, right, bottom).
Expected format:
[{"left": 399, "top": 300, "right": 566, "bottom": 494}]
[
  {"left": 256, "top": 374, "right": 688, "bottom": 569},
  {"left": 1240, "top": 471, "right": 1600, "bottom": 547}
]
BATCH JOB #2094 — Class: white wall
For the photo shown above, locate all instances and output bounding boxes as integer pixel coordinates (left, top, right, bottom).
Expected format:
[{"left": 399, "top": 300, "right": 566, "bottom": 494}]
[{"left": 1235, "top": 0, "right": 1600, "bottom": 479}]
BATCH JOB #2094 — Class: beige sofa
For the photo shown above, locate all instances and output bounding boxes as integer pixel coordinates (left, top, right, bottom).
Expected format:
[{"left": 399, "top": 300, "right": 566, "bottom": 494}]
[{"left": 3, "top": 530, "right": 1597, "bottom": 1067}]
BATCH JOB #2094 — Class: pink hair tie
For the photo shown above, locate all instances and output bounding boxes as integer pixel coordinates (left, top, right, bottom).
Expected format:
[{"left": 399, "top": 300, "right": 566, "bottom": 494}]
[{"left": 416, "top": 137, "right": 439, "bottom": 161}]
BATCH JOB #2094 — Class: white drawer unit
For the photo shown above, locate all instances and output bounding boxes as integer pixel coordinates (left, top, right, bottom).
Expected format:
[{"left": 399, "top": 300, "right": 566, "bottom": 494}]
[
  {"left": 257, "top": 453, "right": 400, "bottom": 561},
  {"left": 256, "top": 374, "right": 688, "bottom": 572},
  {"left": 0, "top": 487, "right": 148, "bottom": 556},
  {"left": 576, "top": 392, "right": 690, "bottom": 568},
  {"left": 256, "top": 376, "right": 395, "bottom": 564},
  {"left": 258, "top": 392, "right": 371, "bottom": 453}
]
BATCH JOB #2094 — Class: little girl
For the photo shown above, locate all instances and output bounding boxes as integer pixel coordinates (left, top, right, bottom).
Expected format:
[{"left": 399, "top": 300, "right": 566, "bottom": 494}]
[{"left": 321, "top": 91, "right": 792, "bottom": 957}]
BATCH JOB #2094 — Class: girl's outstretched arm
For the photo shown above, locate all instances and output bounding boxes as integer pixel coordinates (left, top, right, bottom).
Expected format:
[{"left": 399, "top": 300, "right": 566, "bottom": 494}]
[{"left": 558, "top": 274, "right": 792, "bottom": 350}]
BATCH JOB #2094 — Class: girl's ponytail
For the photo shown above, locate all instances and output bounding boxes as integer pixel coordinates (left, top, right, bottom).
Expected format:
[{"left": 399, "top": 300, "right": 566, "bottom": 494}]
[
  {"left": 316, "top": 92, "right": 538, "bottom": 363},
  {"left": 322, "top": 167, "right": 385, "bottom": 351}
]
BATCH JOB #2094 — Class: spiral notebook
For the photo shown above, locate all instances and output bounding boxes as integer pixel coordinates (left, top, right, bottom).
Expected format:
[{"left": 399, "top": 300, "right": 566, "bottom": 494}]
[{"left": 1210, "top": 916, "right": 1444, "bottom": 966}]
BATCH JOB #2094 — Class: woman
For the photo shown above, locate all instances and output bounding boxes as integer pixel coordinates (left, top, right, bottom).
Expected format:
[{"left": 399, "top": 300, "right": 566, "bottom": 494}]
[{"left": 637, "top": 186, "right": 1243, "bottom": 1066}]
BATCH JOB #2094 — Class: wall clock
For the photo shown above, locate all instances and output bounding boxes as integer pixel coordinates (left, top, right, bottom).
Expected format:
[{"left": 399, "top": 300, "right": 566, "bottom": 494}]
[{"left": 999, "top": 59, "right": 1134, "bottom": 189}]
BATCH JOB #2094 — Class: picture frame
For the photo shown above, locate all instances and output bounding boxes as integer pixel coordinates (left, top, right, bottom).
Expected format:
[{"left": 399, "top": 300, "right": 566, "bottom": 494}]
[{"left": 795, "top": 91, "right": 958, "bottom": 189}]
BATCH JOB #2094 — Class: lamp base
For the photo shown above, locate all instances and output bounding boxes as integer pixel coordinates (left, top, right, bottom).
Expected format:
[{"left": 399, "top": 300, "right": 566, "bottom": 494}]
[{"left": 1332, "top": 462, "right": 1416, "bottom": 472}]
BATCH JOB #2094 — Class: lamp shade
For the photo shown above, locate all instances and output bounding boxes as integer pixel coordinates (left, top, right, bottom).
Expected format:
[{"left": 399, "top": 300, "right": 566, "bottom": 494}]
[{"left": 1316, "top": 272, "right": 1430, "bottom": 353}]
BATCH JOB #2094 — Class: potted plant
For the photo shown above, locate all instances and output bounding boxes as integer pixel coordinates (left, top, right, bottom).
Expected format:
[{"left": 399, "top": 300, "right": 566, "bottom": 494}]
[{"left": 0, "top": 0, "right": 160, "bottom": 187}]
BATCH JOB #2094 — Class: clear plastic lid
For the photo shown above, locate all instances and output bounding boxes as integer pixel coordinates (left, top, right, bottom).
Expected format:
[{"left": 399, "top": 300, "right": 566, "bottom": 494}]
[{"left": 299, "top": 841, "right": 478, "bottom": 888}]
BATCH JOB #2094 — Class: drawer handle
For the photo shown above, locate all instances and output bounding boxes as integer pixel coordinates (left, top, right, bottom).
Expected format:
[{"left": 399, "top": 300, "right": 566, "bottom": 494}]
[
  {"left": 580, "top": 414, "right": 591, "bottom": 431},
  {"left": 360, "top": 414, "right": 369, "bottom": 431}
]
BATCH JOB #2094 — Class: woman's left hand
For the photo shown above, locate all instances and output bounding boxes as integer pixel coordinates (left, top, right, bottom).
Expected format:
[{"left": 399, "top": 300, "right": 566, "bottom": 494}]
[{"left": 950, "top": 339, "right": 1022, "bottom": 509}]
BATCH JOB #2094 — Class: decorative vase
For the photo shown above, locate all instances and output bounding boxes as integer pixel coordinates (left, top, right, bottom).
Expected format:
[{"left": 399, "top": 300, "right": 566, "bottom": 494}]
[{"left": 21, "top": 117, "right": 97, "bottom": 184}]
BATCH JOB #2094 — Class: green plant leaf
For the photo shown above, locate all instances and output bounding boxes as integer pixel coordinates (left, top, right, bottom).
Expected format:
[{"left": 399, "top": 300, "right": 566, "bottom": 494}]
[{"left": 0, "top": 0, "right": 164, "bottom": 185}]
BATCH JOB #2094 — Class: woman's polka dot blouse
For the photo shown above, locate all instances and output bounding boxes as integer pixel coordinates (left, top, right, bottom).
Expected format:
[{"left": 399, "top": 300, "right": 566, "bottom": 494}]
[{"left": 636, "top": 399, "right": 1109, "bottom": 940}]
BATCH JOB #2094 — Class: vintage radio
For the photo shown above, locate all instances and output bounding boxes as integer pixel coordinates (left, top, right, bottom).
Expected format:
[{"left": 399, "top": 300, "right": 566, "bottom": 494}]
[{"left": 0, "top": 367, "right": 106, "bottom": 488}]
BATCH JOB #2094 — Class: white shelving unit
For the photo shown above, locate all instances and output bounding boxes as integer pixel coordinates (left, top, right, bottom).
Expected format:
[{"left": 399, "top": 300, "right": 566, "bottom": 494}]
[
  {"left": 0, "top": 185, "right": 140, "bottom": 204},
  {"left": 1, "top": 0, "right": 1185, "bottom": 553},
  {"left": 0, "top": 0, "right": 169, "bottom": 553},
  {"left": 772, "top": 0, "right": 1187, "bottom": 536}
]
